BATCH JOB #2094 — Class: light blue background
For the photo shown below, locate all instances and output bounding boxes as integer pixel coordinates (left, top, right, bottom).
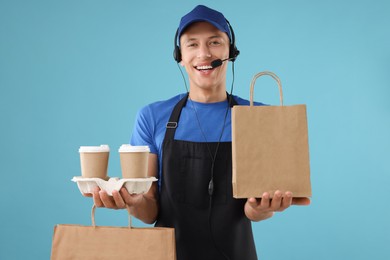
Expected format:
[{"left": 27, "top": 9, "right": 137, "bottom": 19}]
[{"left": 1, "top": 0, "right": 389, "bottom": 259}]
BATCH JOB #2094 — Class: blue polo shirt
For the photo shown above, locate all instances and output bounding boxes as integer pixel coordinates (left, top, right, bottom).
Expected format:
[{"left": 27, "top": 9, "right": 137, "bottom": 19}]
[{"left": 130, "top": 93, "right": 264, "bottom": 180}]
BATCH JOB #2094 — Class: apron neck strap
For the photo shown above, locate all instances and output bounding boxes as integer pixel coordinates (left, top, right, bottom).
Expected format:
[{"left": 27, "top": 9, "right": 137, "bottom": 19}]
[{"left": 164, "top": 92, "right": 237, "bottom": 141}]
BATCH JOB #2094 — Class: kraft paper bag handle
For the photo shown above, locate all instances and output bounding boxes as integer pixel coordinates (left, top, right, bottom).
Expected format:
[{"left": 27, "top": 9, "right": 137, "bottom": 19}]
[
  {"left": 91, "top": 204, "right": 132, "bottom": 228},
  {"left": 250, "top": 71, "right": 284, "bottom": 106}
]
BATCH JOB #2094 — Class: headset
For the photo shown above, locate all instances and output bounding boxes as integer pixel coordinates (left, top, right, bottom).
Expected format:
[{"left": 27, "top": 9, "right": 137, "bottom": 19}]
[{"left": 173, "top": 19, "right": 240, "bottom": 63}]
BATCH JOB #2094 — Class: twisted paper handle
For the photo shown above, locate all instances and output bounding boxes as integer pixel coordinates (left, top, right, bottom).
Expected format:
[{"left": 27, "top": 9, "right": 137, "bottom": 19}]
[
  {"left": 91, "top": 204, "right": 132, "bottom": 228},
  {"left": 250, "top": 71, "right": 283, "bottom": 106}
]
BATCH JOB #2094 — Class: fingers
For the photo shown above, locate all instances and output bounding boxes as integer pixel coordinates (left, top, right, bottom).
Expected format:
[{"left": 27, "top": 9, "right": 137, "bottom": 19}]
[
  {"left": 269, "top": 191, "right": 283, "bottom": 210},
  {"left": 247, "top": 197, "right": 260, "bottom": 208},
  {"left": 269, "top": 191, "right": 293, "bottom": 212},
  {"left": 90, "top": 186, "right": 146, "bottom": 210},
  {"left": 247, "top": 192, "right": 271, "bottom": 209},
  {"left": 246, "top": 191, "right": 310, "bottom": 221},
  {"left": 91, "top": 187, "right": 127, "bottom": 209},
  {"left": 279, "top": 191, "right": 293, "bottom": 211},
  {"left": 250, "top": 191, "right": 294, "bottom": 212},
  {"left": 92, "top": 187, "right": 104, "bottom": 207},
  {"left": 99, "top": 189, "right": 118, "bottom": 208},
  {"left": 112, "top": 190, "right": 127, "bottom": 209},
  {"left": 120, "top": 188, "right": 144, "bottom": 207},
  {"left": 260, "top": 192, "right": 271, "bottom": 208},
  {"left": 119, "top": 187, "right": 133, "bottom": 204}
]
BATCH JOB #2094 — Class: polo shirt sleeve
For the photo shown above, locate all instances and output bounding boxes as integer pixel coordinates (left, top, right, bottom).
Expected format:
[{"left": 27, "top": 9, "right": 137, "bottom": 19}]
[{"left": 130, "top": 105, "right": 158, "bottom": 155}]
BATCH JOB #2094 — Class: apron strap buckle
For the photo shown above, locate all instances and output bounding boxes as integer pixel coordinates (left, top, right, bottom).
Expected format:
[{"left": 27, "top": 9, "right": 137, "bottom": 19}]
[{"left": 166, "top": 122, "right": 178, "bottom": 129}]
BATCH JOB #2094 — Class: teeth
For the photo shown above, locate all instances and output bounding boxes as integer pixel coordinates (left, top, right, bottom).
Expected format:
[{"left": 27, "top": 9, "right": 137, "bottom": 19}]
[{"left": 196, "top": 65, "right": 212, "bottom": 70}]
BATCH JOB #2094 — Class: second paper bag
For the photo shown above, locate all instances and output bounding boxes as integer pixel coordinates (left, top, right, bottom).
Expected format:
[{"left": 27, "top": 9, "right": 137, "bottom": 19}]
[
  {"left": 51, "top": 205, "right": 176, "bottom": 260},
  {"left": 232, "top": 71, "right": 311, "bottom": 198}
]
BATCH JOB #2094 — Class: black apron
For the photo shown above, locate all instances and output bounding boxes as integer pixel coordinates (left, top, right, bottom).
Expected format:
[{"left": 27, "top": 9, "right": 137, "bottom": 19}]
[{"left": 155, "top": 94, "right": 257, "bottom": 260}]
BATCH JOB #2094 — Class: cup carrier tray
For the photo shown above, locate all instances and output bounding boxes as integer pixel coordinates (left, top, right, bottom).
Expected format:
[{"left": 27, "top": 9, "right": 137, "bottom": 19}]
[{"left": 72, "top": 176, "right": 157, "bottom": 196}]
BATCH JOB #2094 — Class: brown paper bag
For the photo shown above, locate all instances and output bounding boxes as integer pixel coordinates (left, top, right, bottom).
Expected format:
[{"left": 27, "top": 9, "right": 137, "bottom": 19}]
[
  {"left": 51, "top": 205, "right": 176, "bottom": 260},
  {"left": 232, "top": 71, "right": 311, "bottom": 198}
]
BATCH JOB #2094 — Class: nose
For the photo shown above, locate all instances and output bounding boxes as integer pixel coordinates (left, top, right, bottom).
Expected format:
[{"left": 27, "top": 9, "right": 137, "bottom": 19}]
[{"left": 197, "top": 44, "right": 212, "bottom": 59}]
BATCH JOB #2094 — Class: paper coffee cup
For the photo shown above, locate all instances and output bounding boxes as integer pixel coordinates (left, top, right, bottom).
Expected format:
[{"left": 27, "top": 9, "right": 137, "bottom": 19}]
[
  {"left": 119, "top": 145, "right": 150, "bottom": 178},
  {"left": 79, "top": 145, "right": 110, "bottom": 179}
]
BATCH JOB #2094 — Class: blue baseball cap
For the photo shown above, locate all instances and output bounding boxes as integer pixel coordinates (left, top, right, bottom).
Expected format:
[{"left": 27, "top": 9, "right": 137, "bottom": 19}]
[{"left": 177, "top": 5, "right": 231, "bottom": 45}]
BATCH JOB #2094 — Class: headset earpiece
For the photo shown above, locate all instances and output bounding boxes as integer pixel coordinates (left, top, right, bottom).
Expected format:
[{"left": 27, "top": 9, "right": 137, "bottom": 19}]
[
  {"left": 229, "top": 46, "right": 240, "bottom": 62},
  {"left": 173, "top": 46, "right": 182, "bottom": 63},
  {"left": 173, "top": 29, "right": 182, "bottom": 63},
  {"left": 226, "top": 19, "right": 240, "bottom": 62}
]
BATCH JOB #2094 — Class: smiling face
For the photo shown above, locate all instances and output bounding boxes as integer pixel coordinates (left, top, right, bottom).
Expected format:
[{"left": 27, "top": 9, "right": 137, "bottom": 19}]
[{"left": 179, "top": 22, "right": 230, "bottom": 102}]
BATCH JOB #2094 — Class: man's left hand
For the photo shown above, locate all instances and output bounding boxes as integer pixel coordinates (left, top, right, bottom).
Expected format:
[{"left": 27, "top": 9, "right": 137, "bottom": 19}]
[{"left": 244, "top": 190, "right": 310, "bottom": 222}]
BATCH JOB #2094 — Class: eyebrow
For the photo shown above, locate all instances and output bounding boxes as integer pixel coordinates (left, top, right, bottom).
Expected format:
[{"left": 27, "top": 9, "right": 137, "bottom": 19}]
[{"left": 183, "top": 35, "right": 223, "bottom": 44}]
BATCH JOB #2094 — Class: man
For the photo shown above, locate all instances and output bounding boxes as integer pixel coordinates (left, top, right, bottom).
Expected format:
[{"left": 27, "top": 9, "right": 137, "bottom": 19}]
[{"left": 89, "top": 5, "right": 310, "bottom": 260}]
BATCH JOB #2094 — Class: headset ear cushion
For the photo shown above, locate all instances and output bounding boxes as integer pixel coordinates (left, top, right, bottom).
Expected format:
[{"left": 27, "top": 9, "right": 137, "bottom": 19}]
[
  {"left": 229, "top": 46, "right": 240, "bottom": 61},
  {"left": 173, "top": 46, "right": 181, "bottom": 63}
]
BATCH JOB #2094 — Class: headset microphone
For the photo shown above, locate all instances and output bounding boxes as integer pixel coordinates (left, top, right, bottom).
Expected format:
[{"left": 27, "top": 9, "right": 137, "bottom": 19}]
[{"left": 210, "top": 57, "right": 235, "bottom": 69}]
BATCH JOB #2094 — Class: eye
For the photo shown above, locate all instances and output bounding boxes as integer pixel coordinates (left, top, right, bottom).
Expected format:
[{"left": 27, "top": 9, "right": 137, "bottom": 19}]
[
  {"left": 185, "top": 42, "right": 198, "bottom": 48},
  {"left": 209, "top": 40, "right": 221, "bottom": 46}
]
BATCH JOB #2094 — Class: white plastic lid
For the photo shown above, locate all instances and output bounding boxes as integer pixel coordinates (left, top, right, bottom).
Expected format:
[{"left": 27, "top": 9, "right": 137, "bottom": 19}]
[
  {"left": 118, "top": 144, "right": 150, "bottom": 153},
  {"left": 79, "top": 145, "right": 110, "bottom": 153}
]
